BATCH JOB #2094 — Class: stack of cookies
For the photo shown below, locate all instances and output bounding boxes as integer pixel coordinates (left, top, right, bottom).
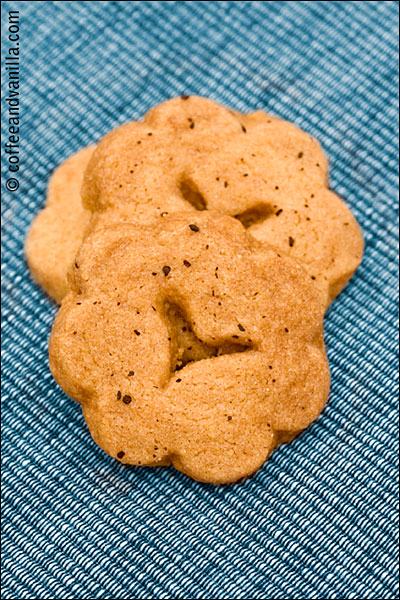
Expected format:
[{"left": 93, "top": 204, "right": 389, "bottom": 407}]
[{"left": 26, "top": 96, "right": 363, "bottom": 484}]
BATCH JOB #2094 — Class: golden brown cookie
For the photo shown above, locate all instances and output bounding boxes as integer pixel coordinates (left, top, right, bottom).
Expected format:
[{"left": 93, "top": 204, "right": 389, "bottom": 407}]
[
  {"left": 25, "top": 146, "right": 95, "bottom": 303},
  {"left": 27, "top": 96, "right": 363, "bottom": 305},
  {"left": 49, "top": 212, "right": 330, "bottom": 484}
]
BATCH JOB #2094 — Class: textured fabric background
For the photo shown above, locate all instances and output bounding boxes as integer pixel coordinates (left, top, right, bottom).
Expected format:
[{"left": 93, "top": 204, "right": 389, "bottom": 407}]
[{"left": 1, "top": 1, "right": 399, "bottom": 599}]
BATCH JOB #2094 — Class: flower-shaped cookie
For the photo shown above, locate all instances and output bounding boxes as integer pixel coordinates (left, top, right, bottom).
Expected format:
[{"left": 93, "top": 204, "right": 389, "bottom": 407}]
[
  {"left": 27, "top": 96, "right": 363, "bottom": 307},
  {"left": 49, "top": 212, "right": 330, "bottom": 484}
]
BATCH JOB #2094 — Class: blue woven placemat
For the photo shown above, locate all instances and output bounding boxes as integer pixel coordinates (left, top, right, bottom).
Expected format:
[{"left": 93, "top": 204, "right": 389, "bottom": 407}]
[{"left": 1, "top": 2, "right": 399, "bottom": 599}]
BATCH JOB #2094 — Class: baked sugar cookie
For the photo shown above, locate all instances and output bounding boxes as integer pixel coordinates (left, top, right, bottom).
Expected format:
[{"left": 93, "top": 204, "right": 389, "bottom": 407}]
[
  {"left": 27, "top": 97, "right": 363, "bottom": 306},
  {"left": 49, "top": 212, "right": 330, "bottom": 484}
]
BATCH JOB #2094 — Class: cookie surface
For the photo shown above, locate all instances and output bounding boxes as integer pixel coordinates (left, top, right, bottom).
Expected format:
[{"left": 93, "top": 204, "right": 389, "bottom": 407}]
[
  {"left": 27, "top": 96, "right": 363, "bottom": 306},
  {"left": 83, "top": 96, "right": 363, "bottom": 306},
  {"left": 25, "top": 146, "right": 95, "bottom": 303},
  {"left": 49, "top": 212, "right": 330, "bottom": 484}
]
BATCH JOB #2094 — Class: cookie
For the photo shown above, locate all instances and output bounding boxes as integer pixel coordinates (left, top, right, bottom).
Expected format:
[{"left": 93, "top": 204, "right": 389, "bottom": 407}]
[
  {"left": 49, "top": 211, "right": 330, "bottom": 484},
  {"left": 25, "top": 146, "right": 95, "bottom": 303},
  {"left": 27, "top": 96, "right": 363, "bottom": 306}
]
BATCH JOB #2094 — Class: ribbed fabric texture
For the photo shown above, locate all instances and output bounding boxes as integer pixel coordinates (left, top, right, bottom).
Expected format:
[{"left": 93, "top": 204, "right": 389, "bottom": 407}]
[{"left": 1, "top": 2, "right": 399, "bottom": 599}]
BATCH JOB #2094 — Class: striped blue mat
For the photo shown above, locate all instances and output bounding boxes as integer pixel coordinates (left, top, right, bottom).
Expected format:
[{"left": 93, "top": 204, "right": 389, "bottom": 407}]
[{"left": 1, "top": 2, "right": 399, "bottom": 598}]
